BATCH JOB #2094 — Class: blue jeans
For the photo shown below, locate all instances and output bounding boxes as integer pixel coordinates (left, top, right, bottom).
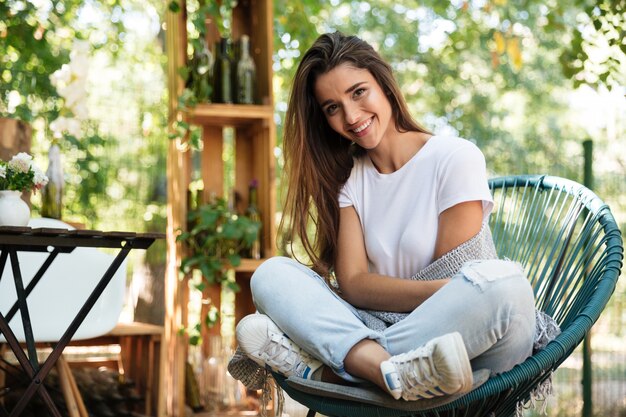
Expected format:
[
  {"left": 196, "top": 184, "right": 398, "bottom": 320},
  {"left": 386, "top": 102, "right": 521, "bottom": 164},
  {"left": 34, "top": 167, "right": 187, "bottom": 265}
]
[{"left": 250, "top": 256, "right": 535, "bottom": 381}]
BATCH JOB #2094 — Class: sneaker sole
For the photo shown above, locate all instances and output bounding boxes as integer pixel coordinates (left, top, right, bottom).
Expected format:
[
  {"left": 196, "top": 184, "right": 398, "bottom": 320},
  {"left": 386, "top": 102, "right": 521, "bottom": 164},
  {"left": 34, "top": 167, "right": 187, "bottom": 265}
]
[
  {"left": 235, "top": 314, "right": 277, "bottom": 367},
  {"left": 442, "top": 332, "right": 473, "bottom": 395}
]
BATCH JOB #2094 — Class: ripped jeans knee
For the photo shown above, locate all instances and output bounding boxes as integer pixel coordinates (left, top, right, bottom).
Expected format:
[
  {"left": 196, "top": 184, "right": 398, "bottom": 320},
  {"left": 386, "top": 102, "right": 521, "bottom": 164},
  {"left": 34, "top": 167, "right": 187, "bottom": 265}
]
[{"left": 459, "top": 259, "right": 526, "bottom": 291}]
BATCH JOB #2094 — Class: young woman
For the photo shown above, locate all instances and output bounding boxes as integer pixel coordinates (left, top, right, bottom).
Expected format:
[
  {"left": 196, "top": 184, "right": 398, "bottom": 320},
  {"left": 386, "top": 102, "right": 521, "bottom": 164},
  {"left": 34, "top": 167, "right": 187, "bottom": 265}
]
[{"left": 235, "top": 32, "right": 536, "bottom": 401}]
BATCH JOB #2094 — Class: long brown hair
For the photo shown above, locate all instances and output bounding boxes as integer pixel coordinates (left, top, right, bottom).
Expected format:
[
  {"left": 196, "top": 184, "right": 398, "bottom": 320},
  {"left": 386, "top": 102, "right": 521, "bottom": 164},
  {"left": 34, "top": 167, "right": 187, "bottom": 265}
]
[{"left": 280, "top": 32, "right": 429, "bottom": 277}]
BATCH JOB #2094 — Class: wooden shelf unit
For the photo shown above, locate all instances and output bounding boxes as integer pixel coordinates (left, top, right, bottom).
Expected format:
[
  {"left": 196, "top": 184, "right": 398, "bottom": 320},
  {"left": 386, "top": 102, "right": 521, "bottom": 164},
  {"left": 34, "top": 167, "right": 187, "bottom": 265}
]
[
  {"left": 164, "top": 1, "right": 275, "bottom": 416},
  {"left": 190, "top": 104, "right": 274, "bottom": 126}
]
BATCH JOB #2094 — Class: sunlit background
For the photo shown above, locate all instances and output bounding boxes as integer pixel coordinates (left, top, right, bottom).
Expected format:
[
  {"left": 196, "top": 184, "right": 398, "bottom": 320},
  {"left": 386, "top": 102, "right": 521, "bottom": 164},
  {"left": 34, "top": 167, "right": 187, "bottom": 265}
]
[{"left": 1, "top": 0, "right": 624, "bottom": 415}]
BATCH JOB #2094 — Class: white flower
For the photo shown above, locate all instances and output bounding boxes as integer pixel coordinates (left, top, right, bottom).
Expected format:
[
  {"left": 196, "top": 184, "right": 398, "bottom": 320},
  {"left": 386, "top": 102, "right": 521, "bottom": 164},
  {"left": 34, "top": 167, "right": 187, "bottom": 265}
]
[
  {"left": 8, "top": 152, "right": 33, "bottom": 173},
  {"left": 49, "top": 117, "right": 68, "bottom": 139},
  {"left": 1, "top": 153, "right": 48, "bottom": 193},
  {"left": 59, "top": 82, "right": 88, "bottom": 111},
  {"left": 72, "top": 102, "right": 89, "bottom": 120},
  {"left": 49, "top": 39, "right": 91, "bottom": 139},
  {"left": 72, "top": 39, "right": 91, "bottom": 55},
  {"left": 32, "top": 165, "right": 49, "bottom": 189},
  {"left": 50, "top": 116, "right": 81, "bottom": 138},
  {"left": 50, "top": 64, "right": 72, "bottom": 87},
  {"left": 66, "top": 118, "right": 82, "bottom": 138}
]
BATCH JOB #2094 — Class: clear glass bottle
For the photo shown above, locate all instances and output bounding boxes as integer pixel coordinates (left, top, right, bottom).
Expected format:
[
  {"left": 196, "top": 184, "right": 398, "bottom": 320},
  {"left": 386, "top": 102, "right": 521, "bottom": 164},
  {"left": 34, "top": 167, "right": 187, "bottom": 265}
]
[
  {"left": 203, "top": 335, "right": 226, "bottom": 412},
  {"left": 214, "top": 37, "right": 233, "bottom": 104},
  {"left": 246, "top": 179, "right": 261, "bottom": 259},
  {"left": 236, "top": 35, "right": 256, "bottom": 104}
]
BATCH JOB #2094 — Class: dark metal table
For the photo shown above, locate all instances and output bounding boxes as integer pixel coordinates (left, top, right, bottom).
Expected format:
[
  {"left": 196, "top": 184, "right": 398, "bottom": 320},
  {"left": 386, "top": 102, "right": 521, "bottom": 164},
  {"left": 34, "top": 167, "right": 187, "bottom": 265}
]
[{"left": 0, "top": 225, "right": 163, "bottom": 417}]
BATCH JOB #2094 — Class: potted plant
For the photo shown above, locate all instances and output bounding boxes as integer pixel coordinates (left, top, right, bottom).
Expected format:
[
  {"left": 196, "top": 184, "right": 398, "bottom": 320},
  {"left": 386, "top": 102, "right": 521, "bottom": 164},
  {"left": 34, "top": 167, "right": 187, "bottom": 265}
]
[
  {"left": 0, "top": 152, "right": 49, "bottom": 226},
  {"left": 176, "top": 196, "right": 261, "bottom": 343}
]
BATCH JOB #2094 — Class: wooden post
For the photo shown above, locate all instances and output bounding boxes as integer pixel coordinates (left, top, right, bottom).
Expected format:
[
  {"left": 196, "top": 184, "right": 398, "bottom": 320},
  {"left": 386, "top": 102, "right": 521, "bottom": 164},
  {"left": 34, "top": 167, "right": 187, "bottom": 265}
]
[
  {"left": 0, "top": 117, "right": 32, "bottom": 161},
  {"left": 163, "top": 1, "right": 189, "bottom": 415},
  {"left": 0, "top": 118, "right": 33, "bottom": 204}
]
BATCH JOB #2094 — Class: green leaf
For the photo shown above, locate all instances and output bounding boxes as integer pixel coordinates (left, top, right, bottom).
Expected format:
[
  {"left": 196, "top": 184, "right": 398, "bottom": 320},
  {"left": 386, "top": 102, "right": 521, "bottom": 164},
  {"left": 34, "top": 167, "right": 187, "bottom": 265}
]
[
  {"left": 225, "top": 280, "right": 240, "bottom": 293},
  {"left": 189, "top": 335, "right": 201, "bottom": 346},
  {"left": 227, "top": 253, "right": 241, "bottom": 267},
  {"left": 169, "top": 1, "right": 181, "bottom": 13},
  {"left": 176, "top": 231, "right": 191, "bottom": 241},
  {"left": 205, "top": 308, "right": 220, "bottom": 327},
  {"left": 200, "top": 263, "right": 214, "bottom": 282},
  {"left": 177, "top": 65, "right": 190, "bottom": 81}
]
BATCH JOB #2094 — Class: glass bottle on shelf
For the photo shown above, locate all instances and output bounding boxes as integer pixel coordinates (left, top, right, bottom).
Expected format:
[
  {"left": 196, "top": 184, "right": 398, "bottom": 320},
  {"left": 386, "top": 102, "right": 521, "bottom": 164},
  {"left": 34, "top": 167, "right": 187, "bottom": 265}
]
[
  {"left": 246, "top": 179, "right": 261, "bottom": 259},
  {"left": 236, "top": 35, "right": 256, "bottom": 104},
  {"left": 203, "top": 335, "right": 226, "bottom": 412},
  {"left": 187, "top": 149, "right": 204, "bottom": 214},
  {"left": 214, "top": 37, "right": 233, "bottom": 104},
  {"left": 189, "top": 36, "right": 214, "bottom": 102}
]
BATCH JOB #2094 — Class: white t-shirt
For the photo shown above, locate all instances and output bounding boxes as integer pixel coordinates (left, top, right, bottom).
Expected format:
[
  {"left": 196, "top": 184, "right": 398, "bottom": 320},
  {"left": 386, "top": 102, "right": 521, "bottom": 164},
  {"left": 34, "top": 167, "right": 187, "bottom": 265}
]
[{"left": 338, "top": 135, "right": 494, "bottom": 279}]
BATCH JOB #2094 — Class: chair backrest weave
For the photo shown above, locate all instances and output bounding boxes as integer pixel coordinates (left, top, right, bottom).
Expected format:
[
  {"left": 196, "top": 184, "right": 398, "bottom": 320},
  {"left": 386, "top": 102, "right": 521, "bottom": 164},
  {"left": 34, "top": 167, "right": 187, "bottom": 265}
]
[{"left": 489, "top": 175, "right": 623, "bottom": 331}]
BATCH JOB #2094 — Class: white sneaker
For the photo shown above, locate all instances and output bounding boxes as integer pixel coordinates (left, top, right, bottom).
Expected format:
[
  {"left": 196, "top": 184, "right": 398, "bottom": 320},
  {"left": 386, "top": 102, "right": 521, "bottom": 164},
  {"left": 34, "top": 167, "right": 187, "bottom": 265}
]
[
  {"left": 380, "top": 332, "right": 473, "bottom": 401},
  {"left": 236, "top": 314, "right": 323, "bottom": 379}
]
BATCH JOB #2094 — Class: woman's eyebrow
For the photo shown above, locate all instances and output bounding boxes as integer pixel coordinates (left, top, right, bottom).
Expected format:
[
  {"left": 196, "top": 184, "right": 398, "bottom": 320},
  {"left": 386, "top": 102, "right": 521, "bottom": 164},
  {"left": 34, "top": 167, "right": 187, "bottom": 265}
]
[{"left": 319, "top": 81, "right": 367, "bottom": 108}]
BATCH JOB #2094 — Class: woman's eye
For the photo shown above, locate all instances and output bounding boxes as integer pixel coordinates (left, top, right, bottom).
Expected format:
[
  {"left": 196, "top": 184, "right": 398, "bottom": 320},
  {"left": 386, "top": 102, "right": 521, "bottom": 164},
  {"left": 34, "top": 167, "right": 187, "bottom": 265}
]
[
  {"left": 354, "top": 88, "right": 365, "bottom": 97},
  {"left": 325, "top": 104, "right": 338, "bottom": 115}
]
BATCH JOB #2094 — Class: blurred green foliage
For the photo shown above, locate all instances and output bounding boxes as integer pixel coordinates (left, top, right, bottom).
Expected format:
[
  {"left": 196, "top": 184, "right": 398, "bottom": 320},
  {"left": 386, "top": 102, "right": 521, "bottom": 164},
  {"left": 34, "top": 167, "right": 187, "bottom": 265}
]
[
  {"left": 0, "top": 0, "right": 125, "bottom": 124},
  {"left": 272, "top": 0, "right": 625, "bottom": 190},
  {"left": 2, "top": 0, "right": 623, "bottom": 231}
]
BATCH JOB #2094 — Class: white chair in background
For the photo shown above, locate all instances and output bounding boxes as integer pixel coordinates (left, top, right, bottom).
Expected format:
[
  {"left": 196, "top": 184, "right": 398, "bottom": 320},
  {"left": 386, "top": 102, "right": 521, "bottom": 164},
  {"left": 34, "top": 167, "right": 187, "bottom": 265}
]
[
  {"left": 0, "top": 217, "right": 126, "bottom": 343},
  {"left": 0, "top": 217, "right": 127, "bottom": 417}
]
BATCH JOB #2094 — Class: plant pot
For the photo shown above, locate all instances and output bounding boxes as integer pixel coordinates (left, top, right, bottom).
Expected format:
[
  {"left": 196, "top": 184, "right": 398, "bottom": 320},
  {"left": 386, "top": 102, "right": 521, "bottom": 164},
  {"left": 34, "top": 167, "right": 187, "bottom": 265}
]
[{"left": 0, "top": 190, "right": 30, "bottom": 226}]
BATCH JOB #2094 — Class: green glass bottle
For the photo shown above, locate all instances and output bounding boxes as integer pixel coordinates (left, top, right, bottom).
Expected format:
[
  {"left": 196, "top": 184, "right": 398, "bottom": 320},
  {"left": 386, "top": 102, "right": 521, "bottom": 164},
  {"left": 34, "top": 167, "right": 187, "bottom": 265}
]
[
  {"left": 190, "top": 37, "right": 214, "bottom": 102},
  {"left": 41, "top": 144, "right": 63, "bottom": 219},
  {"left": 236, "top": 35, "right": 256, "bottom": 104},
  {"left": 246, "top": 179, "right": 261, "bottom": 259},
  {"left": 214, "top": 37, "right": 233, "bottom": 104}
]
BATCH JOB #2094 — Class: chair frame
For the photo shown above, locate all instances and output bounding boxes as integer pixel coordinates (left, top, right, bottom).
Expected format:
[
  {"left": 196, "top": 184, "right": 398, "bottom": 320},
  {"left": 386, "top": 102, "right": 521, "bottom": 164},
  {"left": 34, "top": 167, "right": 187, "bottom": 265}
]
[{"left": 274, "top": 174, "right": 624, "bottom": 417}]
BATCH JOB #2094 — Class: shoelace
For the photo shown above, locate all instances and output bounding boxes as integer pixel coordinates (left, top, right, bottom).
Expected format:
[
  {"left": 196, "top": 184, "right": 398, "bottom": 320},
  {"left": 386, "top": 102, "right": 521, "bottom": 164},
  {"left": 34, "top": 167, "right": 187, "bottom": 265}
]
[
  {"left": 263, "top": 333, "right": 310, "bottom": 377},
  {"left": 392, "top": 346, "right": 443, "bottom": 399}
]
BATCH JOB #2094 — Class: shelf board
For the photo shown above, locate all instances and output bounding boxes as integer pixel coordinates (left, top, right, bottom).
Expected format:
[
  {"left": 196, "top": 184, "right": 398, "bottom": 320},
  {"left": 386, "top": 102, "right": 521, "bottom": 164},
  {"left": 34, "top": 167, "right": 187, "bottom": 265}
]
[
  {"left": 234, "top": 258, "right": 266, "bottom": 273},
  {"left": 190, "top": 103, "right": 273, "bottom": 126},
  {"left": 194, "top": 411, "right": 259, "bottom": 417}
]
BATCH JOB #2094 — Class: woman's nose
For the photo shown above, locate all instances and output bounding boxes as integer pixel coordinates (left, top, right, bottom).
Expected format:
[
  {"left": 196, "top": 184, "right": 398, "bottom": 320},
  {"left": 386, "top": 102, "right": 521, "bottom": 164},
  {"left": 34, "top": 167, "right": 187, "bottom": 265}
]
[{"left": 343, "top": 102, "right": 361, "bottom": 126}]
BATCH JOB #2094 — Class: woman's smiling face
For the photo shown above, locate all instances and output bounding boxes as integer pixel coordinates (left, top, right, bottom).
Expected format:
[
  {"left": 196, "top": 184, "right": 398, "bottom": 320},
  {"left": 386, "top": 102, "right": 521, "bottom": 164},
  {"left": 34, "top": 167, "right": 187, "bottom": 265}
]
[{"left": 314, "top": 63, "right": 394, "bottom": 150}]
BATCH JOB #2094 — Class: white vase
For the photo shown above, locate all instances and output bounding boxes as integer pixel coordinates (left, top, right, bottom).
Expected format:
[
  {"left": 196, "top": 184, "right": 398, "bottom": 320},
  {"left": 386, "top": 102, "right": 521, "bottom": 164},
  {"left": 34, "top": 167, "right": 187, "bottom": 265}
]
[{"left": 0, "top": 190, "right": 31, "bottom": 226}]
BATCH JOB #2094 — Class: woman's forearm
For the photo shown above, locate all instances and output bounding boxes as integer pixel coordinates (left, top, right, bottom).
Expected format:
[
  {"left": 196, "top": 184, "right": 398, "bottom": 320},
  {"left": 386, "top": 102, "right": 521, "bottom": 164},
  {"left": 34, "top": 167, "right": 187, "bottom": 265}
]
[{"left": 338, "top": 273, "right": 450, "bottom": 312}]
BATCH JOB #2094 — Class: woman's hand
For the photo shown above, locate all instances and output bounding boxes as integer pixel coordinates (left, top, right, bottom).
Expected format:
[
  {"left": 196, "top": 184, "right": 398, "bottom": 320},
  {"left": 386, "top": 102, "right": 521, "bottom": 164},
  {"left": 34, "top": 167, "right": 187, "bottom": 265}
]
[{"left": 334, "top": 206, "right": 446, "bottom": 311}]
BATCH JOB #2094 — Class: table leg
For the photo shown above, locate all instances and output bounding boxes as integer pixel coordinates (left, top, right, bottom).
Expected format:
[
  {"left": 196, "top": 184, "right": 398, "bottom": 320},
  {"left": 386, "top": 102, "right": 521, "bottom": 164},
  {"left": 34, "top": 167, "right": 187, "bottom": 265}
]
[
  {"left": 0, "top": 344, "right": 5, "bottom": 409},
  {"left": 0, "top": 252, "right": 8, "bottom": 283},
  {"left": 0, "top": 312, "right": 62, "bottom": 417},
  {"left": 8, "top": 252, "right": 38, "bottom": 371},
  {"left": 7, "top": 243, "right": 132, "bottom": 416}
]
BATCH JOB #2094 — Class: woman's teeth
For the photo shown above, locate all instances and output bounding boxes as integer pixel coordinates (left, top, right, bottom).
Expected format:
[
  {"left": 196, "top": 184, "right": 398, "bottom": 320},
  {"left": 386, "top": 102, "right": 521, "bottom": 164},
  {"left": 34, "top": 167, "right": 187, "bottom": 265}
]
[{"left": 353, "top": 118, "right": 372, "bottom": 133}]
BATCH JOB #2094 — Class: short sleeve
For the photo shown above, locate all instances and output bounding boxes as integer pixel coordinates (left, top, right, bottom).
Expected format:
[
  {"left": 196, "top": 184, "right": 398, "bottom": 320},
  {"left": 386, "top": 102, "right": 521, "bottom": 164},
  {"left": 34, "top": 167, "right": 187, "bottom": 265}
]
[
  {"left": 338, "top": 179, "right": 354, "bottom": 208},
  {"left": 437, "top": 143, "right": 493, "bottom": 219}
]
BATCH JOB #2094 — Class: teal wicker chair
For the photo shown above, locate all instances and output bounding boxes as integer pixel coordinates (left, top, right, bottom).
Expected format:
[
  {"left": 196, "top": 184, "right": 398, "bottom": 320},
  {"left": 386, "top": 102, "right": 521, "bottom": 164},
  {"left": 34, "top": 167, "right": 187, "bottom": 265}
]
[{"left": 273, "top": 175, "right": 624, "bottom": 417}]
